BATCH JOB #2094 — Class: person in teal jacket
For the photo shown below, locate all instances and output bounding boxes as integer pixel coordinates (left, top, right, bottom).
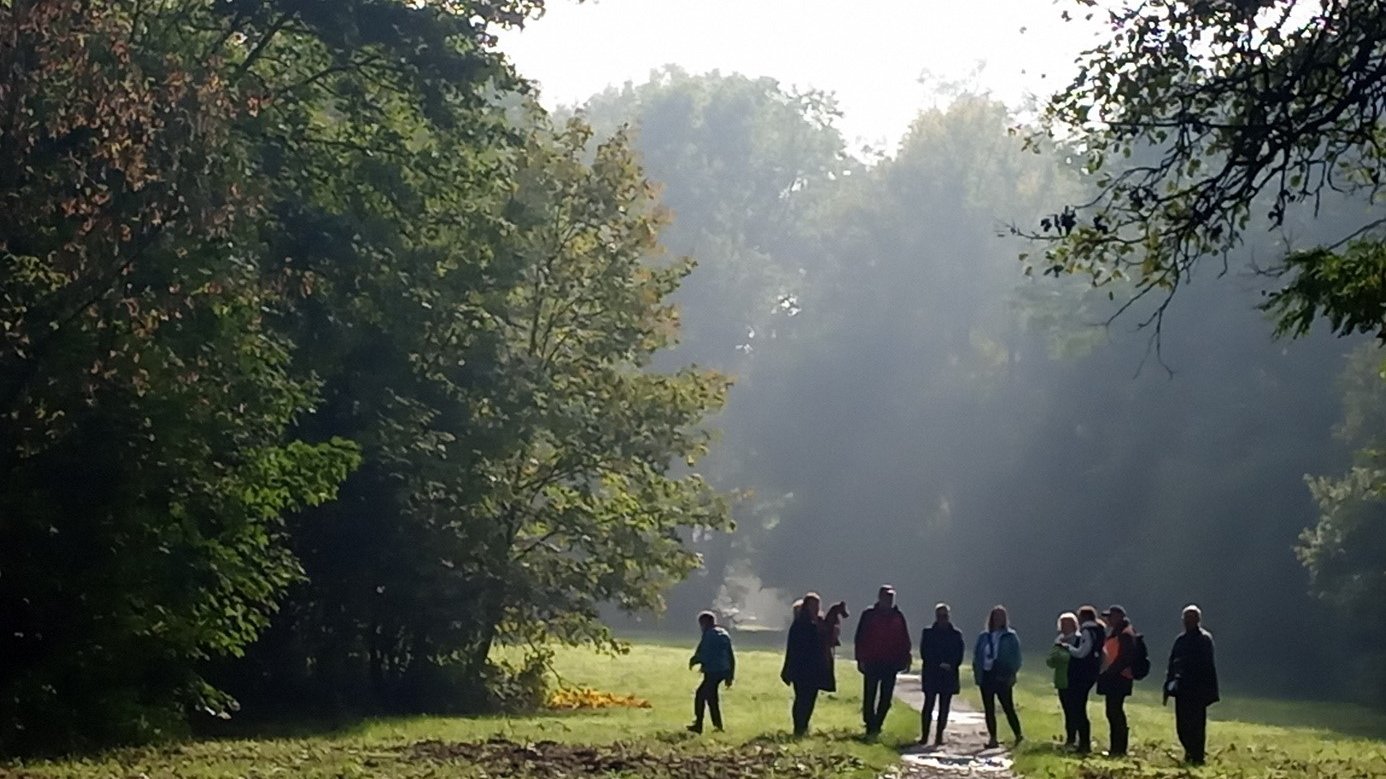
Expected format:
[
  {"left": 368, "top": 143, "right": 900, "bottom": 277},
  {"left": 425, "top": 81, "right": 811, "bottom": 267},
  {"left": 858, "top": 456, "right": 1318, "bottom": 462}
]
[
  {"left": 688, "top": 611, "right": 736, "bottom": 733},
  {"left": 972, "top": 605, "right": 1023, "bottom": 748}
]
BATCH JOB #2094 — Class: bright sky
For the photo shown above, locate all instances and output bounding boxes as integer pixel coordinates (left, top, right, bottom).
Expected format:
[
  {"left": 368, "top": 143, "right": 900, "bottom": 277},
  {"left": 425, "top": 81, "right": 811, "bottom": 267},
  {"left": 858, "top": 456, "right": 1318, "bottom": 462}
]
[{"left": 498, "top": 0, "right": 1103, "bottom": 153}]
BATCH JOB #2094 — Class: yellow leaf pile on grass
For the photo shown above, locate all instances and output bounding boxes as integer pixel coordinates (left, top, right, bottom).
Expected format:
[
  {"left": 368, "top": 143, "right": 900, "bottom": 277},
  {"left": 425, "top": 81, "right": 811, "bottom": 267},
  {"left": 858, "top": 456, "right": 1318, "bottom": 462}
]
[{"left": 546, "top": 686, "right": 652, "bottom": 710}]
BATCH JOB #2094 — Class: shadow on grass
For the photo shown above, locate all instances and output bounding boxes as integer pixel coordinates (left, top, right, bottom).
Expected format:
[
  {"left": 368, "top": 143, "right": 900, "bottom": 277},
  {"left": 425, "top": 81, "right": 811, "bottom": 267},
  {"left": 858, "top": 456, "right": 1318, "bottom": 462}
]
[{"left": 194, "top": 703, "right": 621, "bottom": 744}]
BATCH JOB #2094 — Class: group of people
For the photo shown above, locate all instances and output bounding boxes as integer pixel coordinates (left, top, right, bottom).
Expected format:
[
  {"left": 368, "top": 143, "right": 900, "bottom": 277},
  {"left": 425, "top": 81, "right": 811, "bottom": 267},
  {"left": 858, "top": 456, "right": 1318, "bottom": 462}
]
[{"left": 686, "top": 586, "right": 1220, "bottom": 766}]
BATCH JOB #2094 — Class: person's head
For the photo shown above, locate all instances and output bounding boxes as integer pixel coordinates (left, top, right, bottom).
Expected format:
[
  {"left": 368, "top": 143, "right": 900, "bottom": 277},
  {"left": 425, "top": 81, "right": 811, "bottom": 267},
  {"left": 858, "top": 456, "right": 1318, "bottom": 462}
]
[
  {"left": 1058, "top": 611, "right": 1078, "bottom": 635},
  {"left": 697, "top": 610, "right": 716, "bottom": 631},
  {"left": 1182, "top": 604, "right": 1202, "bottom": 632},
  {"left": 1102, "top": 605, "right": 1127, "bottom": 632},
  {"left": 800, "top": 593, "right": 821, "bottom": 619},
  {"left": 876, "top": 585, "right": 896, "bottom": 609},
  {"left": 934, "top": 602, "right": 951, "bottom": 624},
  {"left": 987, "top": 605, "right": 1009, "bottom": 632},
  {"left": 791, "top": 599, "right": 804, "bottom": 619},
  {"left": 1077, "top": 605, "right": 1099, "bottom": 624}
]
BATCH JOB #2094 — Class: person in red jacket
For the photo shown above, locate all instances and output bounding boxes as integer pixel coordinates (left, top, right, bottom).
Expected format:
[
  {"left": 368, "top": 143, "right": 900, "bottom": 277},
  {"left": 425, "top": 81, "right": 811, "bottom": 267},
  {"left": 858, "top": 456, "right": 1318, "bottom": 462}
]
[{"left": 854, "top": 585, "right": 912, "bottom": 737}]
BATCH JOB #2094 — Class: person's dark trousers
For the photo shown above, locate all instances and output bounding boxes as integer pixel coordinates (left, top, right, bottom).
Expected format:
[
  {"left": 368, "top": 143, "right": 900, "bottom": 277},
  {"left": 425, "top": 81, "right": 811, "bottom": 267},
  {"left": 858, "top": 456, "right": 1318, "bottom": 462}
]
[
  {"left": 1071, "top": 683, "right": 1093, "bottom": 752},
  {"left": 1058, "top": 689, "right": 1077, "bottom": 745},
  {"left": 861, "top": 664, "right": 897, "bottom": 733},
  {"left": 1175, "top": 697, "right": 1208, "bottom": 764},
  {"left": 1105, "top": 693, "right": 1129, "bottom": 755},
  {"left": 922, "top": 691, "right": 952, "bottom": 742},
  {"left": 693, "top": 673, "right": 725, "bottom": 731},
  {"left": 791, "top": 682, "right": 819, "bottom": 736},
  {"left": 980, "top": 679, "right": 1023, "bottom": 744}
]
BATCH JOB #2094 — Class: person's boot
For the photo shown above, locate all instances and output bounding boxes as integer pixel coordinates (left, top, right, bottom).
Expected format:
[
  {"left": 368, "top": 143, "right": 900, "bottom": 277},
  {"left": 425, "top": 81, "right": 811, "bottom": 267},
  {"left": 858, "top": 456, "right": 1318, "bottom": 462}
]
[
  {"left": 685, "top": 722, "right": 703, "bottom": 734},
  {"left": 933, "top": 727, "right": 945, "bottom": 747}
]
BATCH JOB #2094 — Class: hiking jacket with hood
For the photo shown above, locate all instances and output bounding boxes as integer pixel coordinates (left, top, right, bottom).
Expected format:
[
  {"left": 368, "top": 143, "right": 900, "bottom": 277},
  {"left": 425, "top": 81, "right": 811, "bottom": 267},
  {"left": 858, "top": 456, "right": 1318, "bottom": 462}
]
[
  {"left": 690, "top": 625, "right": 736, "bottom": 678},
  {"left": 972, "top": 627, "right": 1022, "bottom": 687}
]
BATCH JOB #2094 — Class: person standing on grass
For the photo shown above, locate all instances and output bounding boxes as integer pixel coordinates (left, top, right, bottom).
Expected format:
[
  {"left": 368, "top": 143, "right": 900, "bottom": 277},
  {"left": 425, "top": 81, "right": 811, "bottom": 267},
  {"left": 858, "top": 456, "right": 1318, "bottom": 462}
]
[
  {"left": 687, "top": 610, "right": 735, "bottom": 734},
  {"left": 1062, "top": 605, "right": 1104, "bottom": 754},
  {"left": 1098, "top": 604, "right": 1145, "bottom": 757},
  {"left": 972, "top": 605, "right": 1024, "bottom": 749},
  {"left": 1047, "top": 612, "right": 1080, "bottom": 749},
  {"left": 781, "top": 592, "right": 832, "bottom": 737},
  {"left": 1164, "top": 604, "right": 1219, "bottom": 765},
  {"left": 919, "top": 602, "right": 964, "bottom": 746},
  {"left": 854, "top": 585, "right": 912, "bottom": 738}
]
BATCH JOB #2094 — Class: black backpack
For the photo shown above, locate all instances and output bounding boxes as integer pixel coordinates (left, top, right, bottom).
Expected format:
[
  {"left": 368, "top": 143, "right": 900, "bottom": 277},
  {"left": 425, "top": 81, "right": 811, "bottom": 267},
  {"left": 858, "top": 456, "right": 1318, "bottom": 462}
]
[{"left": 1130, "top": 633, "right": 1151, "bottom": 680}]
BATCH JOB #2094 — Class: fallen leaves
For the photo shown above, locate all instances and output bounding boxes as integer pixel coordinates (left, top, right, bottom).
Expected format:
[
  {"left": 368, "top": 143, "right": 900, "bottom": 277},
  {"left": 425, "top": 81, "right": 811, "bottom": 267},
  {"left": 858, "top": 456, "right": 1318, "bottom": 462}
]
[
  {"left": 545, "top": 686, "right": 652, "bottom": 711},
  {"left": 403, "top": 738, "right": 866, "bottom": 778}
]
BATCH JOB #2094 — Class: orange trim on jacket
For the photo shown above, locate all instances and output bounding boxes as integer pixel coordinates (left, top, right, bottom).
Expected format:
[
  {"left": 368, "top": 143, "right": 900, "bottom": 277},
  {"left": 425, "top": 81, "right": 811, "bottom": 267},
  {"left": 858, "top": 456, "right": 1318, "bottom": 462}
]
[{"left": 1102, "top": 627, "right": 1135, "bottom": 680}]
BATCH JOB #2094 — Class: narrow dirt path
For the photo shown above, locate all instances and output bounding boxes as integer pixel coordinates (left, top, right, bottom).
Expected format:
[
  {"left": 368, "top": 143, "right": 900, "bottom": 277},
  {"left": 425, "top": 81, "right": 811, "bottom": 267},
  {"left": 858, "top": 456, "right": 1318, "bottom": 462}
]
[{"left": 883, "top": 674, "right": 1017, "bottom": 778}]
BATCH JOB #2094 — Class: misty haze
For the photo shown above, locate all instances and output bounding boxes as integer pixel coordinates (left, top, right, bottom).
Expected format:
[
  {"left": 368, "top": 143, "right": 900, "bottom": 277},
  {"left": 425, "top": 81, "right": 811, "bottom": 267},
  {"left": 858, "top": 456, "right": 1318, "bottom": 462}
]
[{"left": 2, "top": 1, "right": 1385, "bottom": 778}]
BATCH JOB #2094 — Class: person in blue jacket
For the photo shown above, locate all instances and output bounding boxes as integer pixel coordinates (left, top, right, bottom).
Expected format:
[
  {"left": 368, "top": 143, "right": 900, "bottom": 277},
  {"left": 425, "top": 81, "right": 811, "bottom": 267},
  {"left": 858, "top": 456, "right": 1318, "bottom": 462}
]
[
  {"left": 687, "top": 610, "right": 735, "bottom": 733},
  {"left": 972, "top": 604, "right": 1024, "bottom": 749}
]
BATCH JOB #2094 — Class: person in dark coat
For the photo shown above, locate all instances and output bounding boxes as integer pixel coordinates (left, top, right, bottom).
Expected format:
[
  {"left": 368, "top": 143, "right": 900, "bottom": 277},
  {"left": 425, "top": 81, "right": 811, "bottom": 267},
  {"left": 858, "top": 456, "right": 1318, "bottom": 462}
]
[
  {"left": 918, "top": 602, "right": 965, "bottom": 746},
  {"left": 1164, "top": 604, "right": 1219, "bottom": 765},
  {"left": 1098, "top": 605, "right": 1138, "bottom": 756},
  {"left": 854, "top": 585, "right": 912, "bottom": 737},
  {"left": 1062, "top": 605, "right": 1105, "bottom": 754},
  {"left": 820, "top": 599, "right": 850, "bottom": 693},
  {"left": 781, "top": 592, "right": 836, "bottom": 736}
]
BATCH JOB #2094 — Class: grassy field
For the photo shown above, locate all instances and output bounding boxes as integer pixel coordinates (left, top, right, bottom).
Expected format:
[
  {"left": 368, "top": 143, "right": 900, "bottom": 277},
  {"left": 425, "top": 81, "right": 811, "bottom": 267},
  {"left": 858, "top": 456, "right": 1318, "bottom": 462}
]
[
  {"left": 1003, "top": 656, "right": 1386, "bottom": 779},
  {"left": 1, "top": 643, "right": 913, "bottom": 779},
  {"left": 4, "top": 641, "right": 1385, "bottom": 778}
]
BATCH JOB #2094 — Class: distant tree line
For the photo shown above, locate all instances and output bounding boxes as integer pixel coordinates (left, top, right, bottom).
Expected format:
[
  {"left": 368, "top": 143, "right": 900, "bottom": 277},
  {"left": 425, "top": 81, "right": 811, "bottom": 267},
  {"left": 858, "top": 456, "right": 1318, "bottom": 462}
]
[{"left": 583, "top": 64, "right": 1383, "bottom": 709}]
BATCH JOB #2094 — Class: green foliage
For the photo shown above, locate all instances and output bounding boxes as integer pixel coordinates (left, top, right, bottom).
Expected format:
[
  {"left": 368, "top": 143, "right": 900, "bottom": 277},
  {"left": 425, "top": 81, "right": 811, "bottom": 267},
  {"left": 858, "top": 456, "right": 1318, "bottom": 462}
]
[
  {"left": 576, "top": 69, "right": 854, "bottom": 617},
  {"left": 188, "top": 3, "right": 732, "bottom": 720},
  {"left": 1007, "top": 653, "right": 1386, "bottom": 779},
  {"left": 238, "top": 111, "right": 732, "bottom": 715},
  {"left": 1298, "top": 344, "right": 1386, "bottom": 704},
  {"left": 1030, "top": 0, "right": 1386, "bottom": 336},
  {"left": 0, "top": 0, "right": 361, "bottom": 752},
  {"left": 1025, "top": 0, "right": 1386, "bottom": 706},
  {"left": 1267, "top": 243, "right": 1386, "bottom": 340},
  {"left": 2, "top": 0, "right": 731, "bottom": 752}
]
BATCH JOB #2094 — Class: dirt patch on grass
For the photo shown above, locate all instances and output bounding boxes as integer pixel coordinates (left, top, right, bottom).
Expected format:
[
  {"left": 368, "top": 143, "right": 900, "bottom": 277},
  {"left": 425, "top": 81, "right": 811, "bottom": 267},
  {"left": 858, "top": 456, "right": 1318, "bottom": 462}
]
[{"left": 403, "top": 737, "right": 866, "bottom": 777}]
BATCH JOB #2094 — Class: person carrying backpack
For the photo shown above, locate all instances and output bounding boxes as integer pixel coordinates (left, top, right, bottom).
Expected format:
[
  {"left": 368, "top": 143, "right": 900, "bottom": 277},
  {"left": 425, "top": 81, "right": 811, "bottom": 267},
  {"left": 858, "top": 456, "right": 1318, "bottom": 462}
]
[
  {"left": 687, "top": 610, "right": 736, "bottom": 733},
  {"left": 1097, "top": 604, "right": 1148, "bottom": 756},
  {"left": 972, "top": 605, "right": 1023, "bottom": 749},
  {"left": 1061, "top": 605, "right": 1105, "bottom": 754}
]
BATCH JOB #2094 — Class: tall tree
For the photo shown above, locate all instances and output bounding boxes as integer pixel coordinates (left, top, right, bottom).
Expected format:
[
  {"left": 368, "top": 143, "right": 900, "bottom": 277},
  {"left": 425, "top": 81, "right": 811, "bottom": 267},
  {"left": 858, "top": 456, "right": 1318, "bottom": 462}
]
[
  {"left": 1300, "top": 343, "right": 1386, "bottom": 702},
  {"left": 231, "top": 104, "right": 732, "bottom": 712},
  {"left": 0, "top": 0, "right": 358, "bottom": 751},
  {"left": 1030, "top": 0, "right": 1386, "bottom": 338},
  {"left": 579, "top": 69, "right": 852, "bottom": 617},
  {"left": 1027, "top": 0, "right": 1386, "bottom": 703}
]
